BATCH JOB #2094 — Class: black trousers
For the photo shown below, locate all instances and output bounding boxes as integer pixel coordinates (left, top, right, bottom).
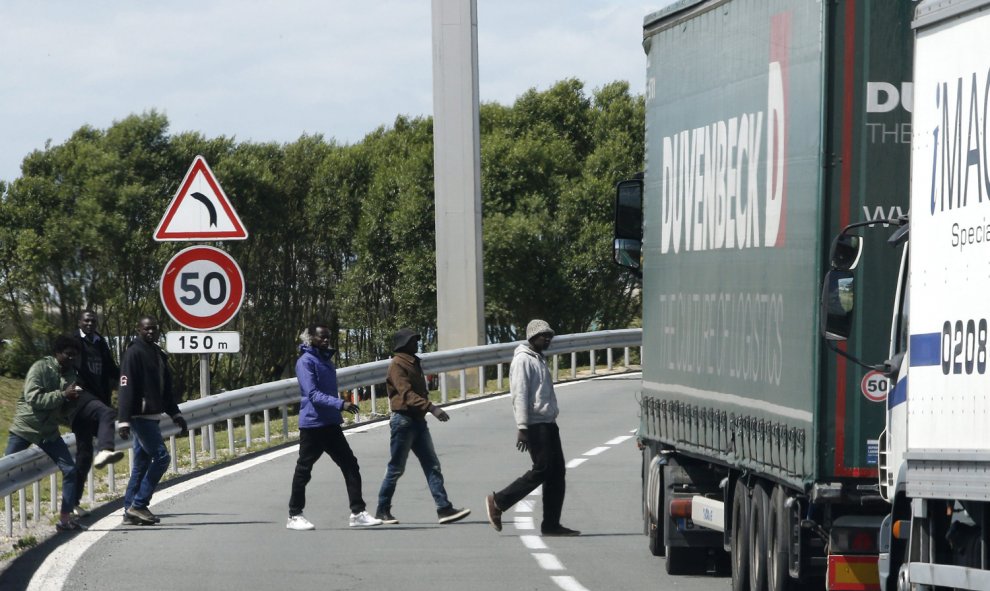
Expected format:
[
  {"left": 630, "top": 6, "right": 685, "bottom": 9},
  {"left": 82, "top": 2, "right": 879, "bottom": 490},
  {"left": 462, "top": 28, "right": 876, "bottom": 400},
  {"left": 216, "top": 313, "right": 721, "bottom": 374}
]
[
  {"left": 289, "top": 425, "right": 366, "bottom": 516},
  {"left": 493, "top": 422, "right": 567, "bottom": 530},
  {"left": 71, "top": 399, "right": 118, "bottom": 506}
]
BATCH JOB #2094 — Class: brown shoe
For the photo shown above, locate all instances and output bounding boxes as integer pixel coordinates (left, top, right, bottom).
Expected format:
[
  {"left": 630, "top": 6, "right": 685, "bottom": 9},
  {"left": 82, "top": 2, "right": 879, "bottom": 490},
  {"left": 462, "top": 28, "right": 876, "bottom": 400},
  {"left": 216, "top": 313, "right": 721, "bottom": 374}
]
[{"left": 485, "top": 494, "right": 502, "bottom": 532}]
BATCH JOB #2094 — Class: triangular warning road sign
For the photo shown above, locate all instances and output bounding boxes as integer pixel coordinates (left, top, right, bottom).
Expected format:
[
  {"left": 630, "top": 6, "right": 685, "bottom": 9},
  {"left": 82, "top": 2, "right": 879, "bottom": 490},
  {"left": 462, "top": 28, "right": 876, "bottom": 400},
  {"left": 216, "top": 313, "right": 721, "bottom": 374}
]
[{"left": 154, "top": 155, "right": 248, "bottom": 241}]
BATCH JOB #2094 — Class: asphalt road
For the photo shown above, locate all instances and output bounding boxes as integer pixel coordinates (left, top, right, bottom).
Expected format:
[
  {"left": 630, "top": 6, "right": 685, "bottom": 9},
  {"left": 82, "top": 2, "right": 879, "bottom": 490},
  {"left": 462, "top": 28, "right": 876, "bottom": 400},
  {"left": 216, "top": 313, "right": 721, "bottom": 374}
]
[{"left": 5, "top": 373, "right": 729, "bottom": 591}]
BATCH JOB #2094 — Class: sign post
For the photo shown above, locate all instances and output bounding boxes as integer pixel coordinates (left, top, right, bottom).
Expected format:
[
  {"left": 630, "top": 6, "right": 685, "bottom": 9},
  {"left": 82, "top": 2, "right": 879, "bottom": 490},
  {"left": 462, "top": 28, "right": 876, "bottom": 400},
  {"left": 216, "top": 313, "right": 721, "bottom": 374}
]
[{"left": 156, "top": 156, "right": 247, "bottom": 459}]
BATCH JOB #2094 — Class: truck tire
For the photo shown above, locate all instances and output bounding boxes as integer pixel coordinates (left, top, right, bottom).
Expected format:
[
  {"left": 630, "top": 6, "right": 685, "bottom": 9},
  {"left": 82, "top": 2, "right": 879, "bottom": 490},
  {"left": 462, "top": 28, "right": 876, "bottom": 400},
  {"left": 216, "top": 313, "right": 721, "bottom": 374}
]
[
  {"left": 749, "top": 484, "right": 770, "bottom": 591},
  {"left": 767, "top": 485, "right": 794, "bottom": 591},
  {"left": 646, "top": 454, "right": 665, "bottom": 556},
  {"left": 731, "top": 480, "right": 750, "bottom": 591}
]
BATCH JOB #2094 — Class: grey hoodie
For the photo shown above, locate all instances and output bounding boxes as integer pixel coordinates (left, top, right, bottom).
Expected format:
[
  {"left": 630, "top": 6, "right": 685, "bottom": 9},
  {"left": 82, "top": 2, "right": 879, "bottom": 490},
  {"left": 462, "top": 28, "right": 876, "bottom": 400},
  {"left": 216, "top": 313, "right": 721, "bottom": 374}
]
[{"left": 509, "top": 343, "right": 559, "bottom": 429}]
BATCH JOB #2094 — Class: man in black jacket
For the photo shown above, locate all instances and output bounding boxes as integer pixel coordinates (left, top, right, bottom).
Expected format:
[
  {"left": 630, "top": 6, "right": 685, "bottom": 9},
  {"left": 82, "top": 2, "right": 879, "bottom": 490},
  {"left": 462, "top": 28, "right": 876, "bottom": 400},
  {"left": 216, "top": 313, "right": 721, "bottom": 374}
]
[
  {"left": 71, "top": 310, "right": 123, "bottom": 517},
  {"left": 117, "top": 316, "right": 187, "bottom": 525}
]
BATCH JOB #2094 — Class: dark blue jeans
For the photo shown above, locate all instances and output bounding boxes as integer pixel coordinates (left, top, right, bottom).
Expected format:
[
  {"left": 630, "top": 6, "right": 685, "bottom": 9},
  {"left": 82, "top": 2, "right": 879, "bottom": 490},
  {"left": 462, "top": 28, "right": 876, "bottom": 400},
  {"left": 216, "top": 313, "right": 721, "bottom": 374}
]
[
  {"left": 124, "top": 417, "right": 171, "bottom": 511},
  {"left": 4, "top": 432, "right": 77, "bottom": 514},
  {"left": 376, "top": 413, "right": 450, "bottom": 513}
]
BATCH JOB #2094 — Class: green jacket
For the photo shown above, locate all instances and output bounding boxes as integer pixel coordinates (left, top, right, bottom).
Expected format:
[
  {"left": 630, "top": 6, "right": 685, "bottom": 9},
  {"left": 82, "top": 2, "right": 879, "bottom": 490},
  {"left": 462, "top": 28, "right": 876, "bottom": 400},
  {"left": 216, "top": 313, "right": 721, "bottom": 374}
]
[{"left": 9, "top": 356, "right": 77, "bottom": 444}]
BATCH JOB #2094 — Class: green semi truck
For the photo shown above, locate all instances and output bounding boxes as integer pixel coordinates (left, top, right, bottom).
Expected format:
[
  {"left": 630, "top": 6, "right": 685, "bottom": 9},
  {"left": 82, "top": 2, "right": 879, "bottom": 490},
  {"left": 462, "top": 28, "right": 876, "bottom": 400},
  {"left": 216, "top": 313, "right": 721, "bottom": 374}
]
[{"left": 614, "top": 1, "right": 917, "bottom": 589}]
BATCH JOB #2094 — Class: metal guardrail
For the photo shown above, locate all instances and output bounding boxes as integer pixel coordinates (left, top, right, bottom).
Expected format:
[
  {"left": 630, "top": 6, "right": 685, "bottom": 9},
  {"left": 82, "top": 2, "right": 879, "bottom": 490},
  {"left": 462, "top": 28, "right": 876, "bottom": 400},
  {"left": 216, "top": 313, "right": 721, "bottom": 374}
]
[{"left": 0, "top": 329, "right": 642, "bottom": 535}]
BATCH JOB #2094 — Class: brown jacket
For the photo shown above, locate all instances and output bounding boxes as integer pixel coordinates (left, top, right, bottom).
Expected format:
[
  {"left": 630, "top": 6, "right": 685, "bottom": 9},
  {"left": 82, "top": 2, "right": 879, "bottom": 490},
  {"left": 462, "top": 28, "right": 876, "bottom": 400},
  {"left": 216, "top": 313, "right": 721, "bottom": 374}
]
[{"left": 386, "top": 352, "right": 432, "bottom": 419}]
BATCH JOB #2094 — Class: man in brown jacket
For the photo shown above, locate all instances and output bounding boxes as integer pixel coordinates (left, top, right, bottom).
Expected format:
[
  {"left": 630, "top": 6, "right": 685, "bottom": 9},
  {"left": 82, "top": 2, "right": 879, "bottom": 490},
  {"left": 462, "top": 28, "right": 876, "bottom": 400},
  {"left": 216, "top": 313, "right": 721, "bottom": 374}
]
[{"left": 374, "top": 329, "right": 470, "bottom": 525}]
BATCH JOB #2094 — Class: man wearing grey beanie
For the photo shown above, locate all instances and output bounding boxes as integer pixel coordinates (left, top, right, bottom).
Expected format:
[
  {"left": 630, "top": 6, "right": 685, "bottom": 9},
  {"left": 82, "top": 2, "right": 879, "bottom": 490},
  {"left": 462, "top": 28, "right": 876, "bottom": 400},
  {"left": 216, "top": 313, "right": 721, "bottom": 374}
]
[{"left": 485, "top": 319, "right": 579, "bottom": 537}]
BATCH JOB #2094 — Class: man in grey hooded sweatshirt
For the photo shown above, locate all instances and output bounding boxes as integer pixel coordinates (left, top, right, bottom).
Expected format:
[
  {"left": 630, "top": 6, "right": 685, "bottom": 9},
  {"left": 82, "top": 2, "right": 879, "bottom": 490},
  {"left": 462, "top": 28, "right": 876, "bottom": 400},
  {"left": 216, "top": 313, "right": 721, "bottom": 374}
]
[{"left": 485, "top": 319, "right": 579, "bottom": 537}]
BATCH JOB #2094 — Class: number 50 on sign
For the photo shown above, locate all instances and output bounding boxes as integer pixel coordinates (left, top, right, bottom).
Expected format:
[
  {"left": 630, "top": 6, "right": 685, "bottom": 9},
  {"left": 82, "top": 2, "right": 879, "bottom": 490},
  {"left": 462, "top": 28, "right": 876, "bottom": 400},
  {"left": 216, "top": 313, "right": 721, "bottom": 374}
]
[{"left": 160, "top": 246, "right": 245, "bottom": 331}]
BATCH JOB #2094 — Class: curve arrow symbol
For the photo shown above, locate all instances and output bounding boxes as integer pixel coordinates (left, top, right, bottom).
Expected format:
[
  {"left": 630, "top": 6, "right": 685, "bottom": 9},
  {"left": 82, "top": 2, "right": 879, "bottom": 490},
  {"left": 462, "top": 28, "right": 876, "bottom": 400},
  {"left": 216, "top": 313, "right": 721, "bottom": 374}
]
[{"left": 190, "top": 192, "right": 218, "bottom": 227}]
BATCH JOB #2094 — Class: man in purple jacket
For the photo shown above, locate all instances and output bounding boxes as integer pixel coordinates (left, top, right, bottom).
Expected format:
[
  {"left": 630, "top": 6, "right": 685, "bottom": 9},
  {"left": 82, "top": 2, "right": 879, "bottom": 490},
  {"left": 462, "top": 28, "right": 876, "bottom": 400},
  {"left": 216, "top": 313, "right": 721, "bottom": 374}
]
[{"left": 286, "top": 323, "right": 382, "bottom": 530}]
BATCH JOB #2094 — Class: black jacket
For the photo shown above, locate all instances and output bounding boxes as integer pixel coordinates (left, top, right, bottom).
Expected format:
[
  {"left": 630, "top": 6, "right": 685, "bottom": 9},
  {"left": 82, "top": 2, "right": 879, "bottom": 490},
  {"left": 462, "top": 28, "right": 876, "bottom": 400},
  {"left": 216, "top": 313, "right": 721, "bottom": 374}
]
[
  {"left": 117, "top": 338, "right": 180, "bottom": 423},
  {"left": 74, "top": 331, "right": 119, "bottom": 406}
]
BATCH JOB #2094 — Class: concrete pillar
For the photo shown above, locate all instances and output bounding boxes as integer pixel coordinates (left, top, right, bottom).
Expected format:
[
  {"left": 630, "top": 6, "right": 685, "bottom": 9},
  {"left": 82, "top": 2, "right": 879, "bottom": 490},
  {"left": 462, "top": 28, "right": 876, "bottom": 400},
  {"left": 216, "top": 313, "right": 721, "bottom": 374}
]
[{"left": 431, "top": 0, "right": 485, "bottom": 354}]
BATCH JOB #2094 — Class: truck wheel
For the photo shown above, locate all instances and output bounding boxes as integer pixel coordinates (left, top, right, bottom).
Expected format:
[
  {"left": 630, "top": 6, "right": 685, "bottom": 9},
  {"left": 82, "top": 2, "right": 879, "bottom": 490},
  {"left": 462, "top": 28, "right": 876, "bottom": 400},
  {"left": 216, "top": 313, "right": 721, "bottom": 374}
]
[
  {"left": 767, "top": 485, "right": 794, "bottom": 591},
  {"left": 731, "top": 480, "right": 750, "bottom": 591},
  {"left": 748, "top": 484, "right": 770, "bottom": 591},
  {"left": 647, "top": 454, "right": 665, "bottom": 557}
]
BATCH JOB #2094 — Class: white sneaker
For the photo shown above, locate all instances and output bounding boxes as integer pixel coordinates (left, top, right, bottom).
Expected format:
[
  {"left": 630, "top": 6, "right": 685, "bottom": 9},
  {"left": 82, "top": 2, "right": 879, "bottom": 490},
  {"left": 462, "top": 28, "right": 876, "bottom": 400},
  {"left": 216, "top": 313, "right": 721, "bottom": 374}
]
[
  {"left": 349, "top": 511, "right": 383, "bottom": 527},
  {"left": 286, "top": 514, "right": 315, "bottom": 531},
  {"left": 93, "top": 449, "right": 124, "bottom": 468},
  {"left": 72, "top": 505, "right": 90, "bottom": 518}
]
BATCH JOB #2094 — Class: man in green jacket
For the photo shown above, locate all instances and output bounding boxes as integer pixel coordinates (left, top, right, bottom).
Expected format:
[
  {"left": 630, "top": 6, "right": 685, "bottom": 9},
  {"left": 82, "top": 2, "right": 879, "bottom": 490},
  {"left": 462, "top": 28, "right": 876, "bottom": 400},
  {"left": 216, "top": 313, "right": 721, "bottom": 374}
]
[{"left": 4, "top": 335, "right": 83, "bottom": 531}]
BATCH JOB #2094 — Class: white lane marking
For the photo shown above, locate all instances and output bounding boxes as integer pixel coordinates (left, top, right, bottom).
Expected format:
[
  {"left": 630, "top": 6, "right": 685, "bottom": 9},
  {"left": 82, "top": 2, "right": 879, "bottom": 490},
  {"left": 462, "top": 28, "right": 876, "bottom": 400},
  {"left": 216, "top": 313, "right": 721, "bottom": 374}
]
[
  {"left": 583, "top": 446, "right": 609, "bottom": 456},
  {"left": 513, "top": 516, "right": 535, "bottom": 530},
  {"left": 520, "top": 535, "right": 547, "bottom": 550},
  {"left": 530, "top": 485, "right": 542, "bottom": 496},
  {"left": 606, "top": 435, "right": 632, "bottom": 445},
  {"left": 565, "top": 458, "right": 587, "bottom": 468},
  {"left": 532, "top": 553, "right": 565, "bottom": 571},
  {"left": 514, "top": 499, "right": 535, "bottom": 513},
  {"left": 552, "top": 575, "right": 592, "bottom": 591}
]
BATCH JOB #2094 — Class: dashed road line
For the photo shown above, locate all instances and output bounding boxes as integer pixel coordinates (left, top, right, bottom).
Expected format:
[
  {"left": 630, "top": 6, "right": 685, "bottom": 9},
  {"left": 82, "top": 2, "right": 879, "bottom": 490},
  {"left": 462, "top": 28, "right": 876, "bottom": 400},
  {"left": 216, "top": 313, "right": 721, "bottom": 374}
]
[{"left": 514, "top": 428, "right": 637, "bottom": 591}]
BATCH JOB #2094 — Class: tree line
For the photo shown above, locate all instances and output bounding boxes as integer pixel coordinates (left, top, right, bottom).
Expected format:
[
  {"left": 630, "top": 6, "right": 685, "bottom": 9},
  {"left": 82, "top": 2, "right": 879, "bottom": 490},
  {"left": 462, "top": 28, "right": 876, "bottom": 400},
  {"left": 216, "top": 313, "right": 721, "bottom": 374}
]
[{"left": 0, "top": 78, "right": 643, "bottom": 398}]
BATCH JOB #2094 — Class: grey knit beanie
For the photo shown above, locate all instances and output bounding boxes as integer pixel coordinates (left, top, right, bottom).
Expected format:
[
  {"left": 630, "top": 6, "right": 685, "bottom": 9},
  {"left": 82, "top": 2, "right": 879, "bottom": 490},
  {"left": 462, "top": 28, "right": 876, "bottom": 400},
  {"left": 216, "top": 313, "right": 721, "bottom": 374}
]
[{"left": 525, "top": 319, "right": 554, "bottom": 341}]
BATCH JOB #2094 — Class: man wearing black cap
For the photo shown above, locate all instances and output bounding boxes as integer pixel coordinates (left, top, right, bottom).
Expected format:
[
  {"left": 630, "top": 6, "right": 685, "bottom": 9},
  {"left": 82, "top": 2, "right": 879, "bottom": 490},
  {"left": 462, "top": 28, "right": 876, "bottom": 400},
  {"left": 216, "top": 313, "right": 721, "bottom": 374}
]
[
  {"left": 485, "top": 319, "right": 579, "bottom": 537},
  {"left": 374, "top": 328, "right": 470, "bottom": 525}
]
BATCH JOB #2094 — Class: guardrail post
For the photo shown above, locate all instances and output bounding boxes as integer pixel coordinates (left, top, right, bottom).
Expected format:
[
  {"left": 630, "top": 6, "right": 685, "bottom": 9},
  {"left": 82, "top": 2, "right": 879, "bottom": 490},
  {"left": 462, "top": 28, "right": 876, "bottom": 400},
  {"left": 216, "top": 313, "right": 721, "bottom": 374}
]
[
  {"left": 478, "top": 366, "right": 484, "bottom": 395},
  {"left": 245, "top": 414, "right": 252, "bottom": 449},
  {"left": 497, "top": 363, "right": 503, "bottom": 391},
  {"left": 624, "top": 347, "right": 630, "bottom": 367},
  {"left": 264, "top": 409, "right": 272, "bottom": 444},
  {"left": 590, "top": 349, "right": 596, "bottom": 375},
  {"left": 370, "top": 384, "right": 378, "bottom": 414},
  {"left": 88, "top": 470, "right": 95, "bottom": 504},
  {"left": 49, "top": 475, "right": 57, "bottom": 513},
  {"left": 208, "top": 424, "right": 217, "bottom": 460},
  {"left": 553, "top": 355, "right": 559, "bottom": 382},
  {"left": 281, "top": 405, "right": 289, "bottom": 440},
  {"left": 170, "top": 436, "right": 178, "bottom": 473},
  {"left": 18, "top": 489, "right": 26, "bottom": 529},
  {"left": 108, "top": 462, "right": 116, "bottom": 493},
  {"left": 228, "top": 419, "right": 236, "bottom": 456},
  {"left": 571, "top": 352, "right": 577, "bottom": 379},
  {"left": 441, "top": 374, "right": 448, "bottom": 403},
  {"left": 606, "top": 348, "right": 613, "bottom": 370},
  {"left": 5, "top": 495, "right": 12, "bottom": 536},
  {"left": 188, "top": 431, "right": 197, "bottom": 469},
  {"left": 459, "top": 369, "right": 467, "bottom": 401},
  {"left": 32, "top": 482, "right": 40, "bottom": 522}
]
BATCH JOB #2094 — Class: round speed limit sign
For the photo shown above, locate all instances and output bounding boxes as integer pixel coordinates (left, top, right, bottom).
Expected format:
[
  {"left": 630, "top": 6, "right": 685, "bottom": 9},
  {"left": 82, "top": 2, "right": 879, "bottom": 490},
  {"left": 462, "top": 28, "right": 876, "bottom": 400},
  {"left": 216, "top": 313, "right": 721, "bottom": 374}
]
[
  {"left": 860, "top": 369, "right": 889, "bottom": 403},
  {"left": 160, "top": 246, "right": 245, "bottom": 331}
]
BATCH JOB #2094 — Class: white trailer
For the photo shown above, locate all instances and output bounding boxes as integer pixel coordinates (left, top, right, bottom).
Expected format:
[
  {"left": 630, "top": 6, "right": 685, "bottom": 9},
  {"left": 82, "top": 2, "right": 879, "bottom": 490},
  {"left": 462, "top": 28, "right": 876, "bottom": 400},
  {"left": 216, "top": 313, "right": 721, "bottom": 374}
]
[{"left": 821, "top": 1, "right": 990, "bottom": 589}]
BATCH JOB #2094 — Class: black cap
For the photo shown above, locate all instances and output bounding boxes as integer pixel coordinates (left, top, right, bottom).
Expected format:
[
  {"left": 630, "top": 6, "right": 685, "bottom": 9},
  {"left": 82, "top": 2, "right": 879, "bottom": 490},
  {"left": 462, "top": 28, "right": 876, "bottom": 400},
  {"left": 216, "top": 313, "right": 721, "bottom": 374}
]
[{"left": 393, "top": 328, "right": 421, "bottom": 352}]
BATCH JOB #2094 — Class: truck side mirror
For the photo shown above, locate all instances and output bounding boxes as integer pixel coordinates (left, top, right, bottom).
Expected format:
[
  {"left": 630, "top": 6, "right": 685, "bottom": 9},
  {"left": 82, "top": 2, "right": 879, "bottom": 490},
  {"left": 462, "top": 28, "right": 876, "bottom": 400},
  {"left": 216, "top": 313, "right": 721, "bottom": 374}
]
[
  {"left": 829, "top": 234, "right": 862, "bottom": 271},
  {"left": 821, "top": 270, "right": 855, "bottom": 341},
  {"left": 614, "top": 177, "right": 644, "bottom": 273}
]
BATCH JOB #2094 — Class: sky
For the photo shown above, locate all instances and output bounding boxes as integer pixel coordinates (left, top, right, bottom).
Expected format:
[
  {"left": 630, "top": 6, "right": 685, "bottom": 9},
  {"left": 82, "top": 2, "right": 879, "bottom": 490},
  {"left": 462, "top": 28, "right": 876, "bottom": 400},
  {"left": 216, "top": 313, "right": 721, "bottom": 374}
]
[{"left": 0, "top": 0, "right": 673, "bottom": 184}]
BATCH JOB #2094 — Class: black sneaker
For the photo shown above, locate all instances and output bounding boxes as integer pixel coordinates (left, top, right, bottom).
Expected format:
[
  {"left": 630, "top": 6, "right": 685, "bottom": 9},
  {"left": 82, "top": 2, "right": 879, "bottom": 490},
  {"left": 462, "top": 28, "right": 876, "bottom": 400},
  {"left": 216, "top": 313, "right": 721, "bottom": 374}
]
[
  {"left": 437, "top": 506, "right": 471, "bottom": 524},
  {"left": 541, "top": 525, "right": 581, "bottom": 537},
  {"left": 375, "top": 510, "right": 399, "bottom": 524},
  {"left": 122, "top": 513, "right": 141, "bottom": 525},
  {"left": 126, "top": 506, "right": 158, "bottom": 525},
  {"left": 485, "top": 494, "right": 502, "bottom": 532}
]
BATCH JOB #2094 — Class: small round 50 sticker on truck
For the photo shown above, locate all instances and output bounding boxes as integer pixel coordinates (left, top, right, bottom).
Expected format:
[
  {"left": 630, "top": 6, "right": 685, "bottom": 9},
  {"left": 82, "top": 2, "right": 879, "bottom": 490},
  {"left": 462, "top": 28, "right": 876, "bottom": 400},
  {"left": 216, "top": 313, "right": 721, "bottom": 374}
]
[{"left": 861, "top": 370, "right": 889, "bottom": 402}]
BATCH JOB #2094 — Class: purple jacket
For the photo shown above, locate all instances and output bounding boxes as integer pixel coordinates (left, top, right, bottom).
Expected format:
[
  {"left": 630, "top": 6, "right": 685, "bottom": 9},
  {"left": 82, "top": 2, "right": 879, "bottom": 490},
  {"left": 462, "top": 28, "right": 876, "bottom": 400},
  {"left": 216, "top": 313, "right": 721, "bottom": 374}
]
[{"left": 295, "top": 345, "right": 346, "bottom": 428}]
